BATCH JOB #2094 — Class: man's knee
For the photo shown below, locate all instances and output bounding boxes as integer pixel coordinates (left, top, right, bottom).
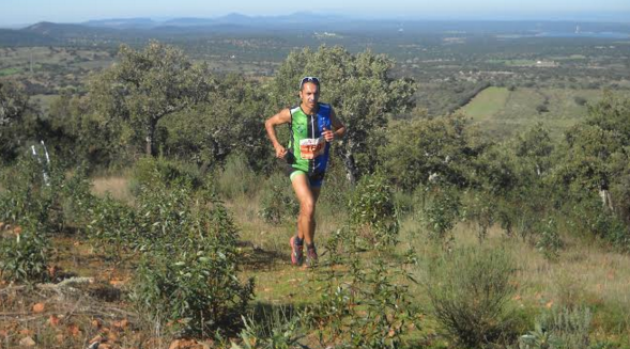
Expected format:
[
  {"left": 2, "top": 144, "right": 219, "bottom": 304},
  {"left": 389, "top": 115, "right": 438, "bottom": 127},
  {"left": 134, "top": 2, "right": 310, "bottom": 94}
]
[{"left": 300, "top": 199, "right": 315, "bottom": 217}]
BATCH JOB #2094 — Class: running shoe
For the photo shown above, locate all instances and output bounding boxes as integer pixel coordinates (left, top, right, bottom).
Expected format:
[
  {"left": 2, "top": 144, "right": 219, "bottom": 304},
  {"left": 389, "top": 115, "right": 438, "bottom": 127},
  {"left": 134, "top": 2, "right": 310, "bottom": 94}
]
[
  {"left": 290, "top": 236, "right": 304, "bottom": 266},
  {"left": 306, "top": 244, "right": 318, "bottom": 268}
]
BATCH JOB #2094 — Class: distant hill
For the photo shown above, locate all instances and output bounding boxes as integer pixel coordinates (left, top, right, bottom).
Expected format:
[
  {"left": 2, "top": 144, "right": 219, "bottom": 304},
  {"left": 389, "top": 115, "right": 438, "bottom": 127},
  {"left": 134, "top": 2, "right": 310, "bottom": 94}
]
[
  {"left": 23, "top": 21, "right": 117, "bottom": 37},
  {"left": 83, "top": 12, "right": 344, "bottom": 29},
  {"left": 0, "top": 28, "right": 54, "bottom": 46},
  {"left": 0, "top": 14, "right": 628, "bottom": 48},
  {"left": 83, "top": 18, "right": 157, "bottom": 30}
]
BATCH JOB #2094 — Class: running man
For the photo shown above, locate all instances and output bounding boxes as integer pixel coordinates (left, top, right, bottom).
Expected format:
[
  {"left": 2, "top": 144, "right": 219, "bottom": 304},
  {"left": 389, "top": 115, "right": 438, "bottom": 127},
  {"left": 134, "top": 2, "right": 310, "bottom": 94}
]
[{"left": 265, "top": 77, "right": 346, "bottom": 267}]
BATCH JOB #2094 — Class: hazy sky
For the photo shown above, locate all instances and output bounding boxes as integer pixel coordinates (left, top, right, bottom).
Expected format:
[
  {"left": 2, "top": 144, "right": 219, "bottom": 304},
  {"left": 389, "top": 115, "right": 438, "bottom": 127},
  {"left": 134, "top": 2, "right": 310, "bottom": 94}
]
[{"left": 2, "top": 0, "right": 630, "bottom": 26}]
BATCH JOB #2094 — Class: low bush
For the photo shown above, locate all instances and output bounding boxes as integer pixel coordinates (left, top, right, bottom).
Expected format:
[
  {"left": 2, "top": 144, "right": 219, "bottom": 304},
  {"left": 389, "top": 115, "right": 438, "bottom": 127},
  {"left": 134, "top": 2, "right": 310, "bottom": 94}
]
[
  {"left": 216, "top": 154, "right": 258, "bottom": 200},
  {"left": 130, "top": 195, "right": 254, "bottom": 335},
  {"left": 422, "top": 184, "right": 461, "bottom": 241},
  {"left": 0, "top": 220, "right": 50, "bottom": 283},
  {"left": 131, "top": 156, "right": 204, "bottom": 194},
  {"left": 349, "top": 173, "right": 400, "bottom": 247},
  {"left": 258, "top": 173, "right": 298, "bottom": 225},
  {"left": 85, "top": 194, "right": 136, "bottom": 261},
  {"left": 132, "top": 245, "right": 254, "bottom": 336},
  {"left": 520, "top": 306, "right": 592, "bottom": 349},
  {"left": 311, "top": 256, "right": 419, "bottom": 349},
  {"left": 426, "top": 246, "right": 518, "bottom": 348},
  {"left": 312, "top": 228, "right": 419, "bottom": 349},
  {"left": 0, "top": 155, "right": 63, "bottom": 232},
  {"left": 535, "top": 218, "right": 563, "bottom": 259}
]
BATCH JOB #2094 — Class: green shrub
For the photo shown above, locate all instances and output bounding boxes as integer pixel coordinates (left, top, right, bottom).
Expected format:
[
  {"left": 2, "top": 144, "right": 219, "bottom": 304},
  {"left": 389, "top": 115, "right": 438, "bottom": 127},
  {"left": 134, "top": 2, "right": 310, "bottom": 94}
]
[
  {"left": 0, "top": 221, "right": 50, "bottom": 283},
  {"left": 422, "top": 185, "right": 461, "bottom": 241},
  {"left": 130, "top": 195, "right": 254, "bottom": 335},
  {"left": 567, "top": 196, "right": 630, "bottom": 251},
  {"left": 216, "top": 154, "right": 258, "bottom": 200},
  {"left": 536, "top": 218, "right": 563, "bottom": 259},
  {"left": 316, "top": 161, "right": 351, "bottom": 219},
  {"left": 349, "top": 173, "right": 400, "bottom": 247},
  {"left": 0, "top": 155, "right": 63, "bottom": 232},
  {"left": 311, "top": 256, "right": 419, "bottom": 349},
  {"left": 131, "top": 156, "right": 203, "bottom": 194},
  {"left": 132, "top": 246, "right": 254, "bottom": 335},
  {"left": 426, "top": 246, "right": 518, "bottom": 348},
  {"left": 574, "top": 96, "right": 588, "bottom": 106},
  {"left": 59, "top": 166, "right": 97, "bottom": 226},
  {"left": 0, "top": 155, "right": 98, "bottom": 235},
  {"left": 258, "top": 173, "right": 298, "bottom": 225},
  {"left": 86, "top": 194, "right": 137, "bottom": 261}
]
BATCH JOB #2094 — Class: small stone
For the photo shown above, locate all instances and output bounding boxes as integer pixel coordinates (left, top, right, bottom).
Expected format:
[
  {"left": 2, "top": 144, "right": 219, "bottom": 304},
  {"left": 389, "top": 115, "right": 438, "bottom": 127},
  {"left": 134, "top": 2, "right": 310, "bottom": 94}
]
[
  {"left": 32, "top": 303, "right": 45, "bottom": 313},
  {"left": 19, "top": 336, "right": 36, "bottom": 347},
  {"left": 169, "top": 339, "right": 181, "bottom": 349}
]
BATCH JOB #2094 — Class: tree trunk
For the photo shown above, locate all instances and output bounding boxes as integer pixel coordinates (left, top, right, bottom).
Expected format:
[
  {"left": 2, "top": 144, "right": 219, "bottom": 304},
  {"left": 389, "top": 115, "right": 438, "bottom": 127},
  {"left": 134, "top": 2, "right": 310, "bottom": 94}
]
[
  {"left": 337, "top": 141, "right": 359, "bottom": 185},
  {"left": 146, "top": 119, "right": 157, "bottom": 157},
  {"left": 599, "top": 188, "right": 614, "bottom": 211}
]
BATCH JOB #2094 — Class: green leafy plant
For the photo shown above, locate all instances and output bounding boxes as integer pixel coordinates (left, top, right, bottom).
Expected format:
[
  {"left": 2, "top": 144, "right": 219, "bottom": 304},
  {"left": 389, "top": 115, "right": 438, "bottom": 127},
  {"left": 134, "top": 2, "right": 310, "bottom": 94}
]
[
  {"left": 422, "top": 184, "right": 461, "bottom": 242},
  {"left": 258, "top": 174, "right": 298, "bottom": 225},
  {"left": 0, "top": 155, "right": 63, "bottom": 232},
  {"left": 0, "top": 221, "right": 50, "bottom": 283},
  {"left": 85, "top": 194, "right": 136, "bottom": 261},
  {"left": 349, "top": 173, "right": 400, "bottom": 247},
  {"left": 131, "top": 156, "right": 203, "bottom": 193},
  {"left": 59, "top": 166, "right": 97, "bottom": 226},
  {"left": 536, "top": 218, "right": 563, "bottom": 259},
  {"left": 311, "top": 231, "right": 419, "bottom": 349},
  {"left": 130, "top": 194, "right": 254, "bottom": 335}
]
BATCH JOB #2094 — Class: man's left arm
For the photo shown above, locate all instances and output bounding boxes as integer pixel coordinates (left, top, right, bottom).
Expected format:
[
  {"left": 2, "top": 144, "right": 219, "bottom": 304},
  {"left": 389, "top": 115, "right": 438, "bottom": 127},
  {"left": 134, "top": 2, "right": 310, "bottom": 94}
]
[{"left": 325, "top": 108, "right": 346, "bottom": 141}]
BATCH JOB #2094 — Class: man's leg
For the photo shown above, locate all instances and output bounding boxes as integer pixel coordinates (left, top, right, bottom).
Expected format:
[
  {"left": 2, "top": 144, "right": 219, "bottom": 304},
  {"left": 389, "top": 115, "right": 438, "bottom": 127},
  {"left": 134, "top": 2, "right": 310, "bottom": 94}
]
[
  {"left": 309, "top": 187, "right": 321, "bottom": 243},
  {"left": 291, "top": 174, "right": 316, "bottom": 245}
]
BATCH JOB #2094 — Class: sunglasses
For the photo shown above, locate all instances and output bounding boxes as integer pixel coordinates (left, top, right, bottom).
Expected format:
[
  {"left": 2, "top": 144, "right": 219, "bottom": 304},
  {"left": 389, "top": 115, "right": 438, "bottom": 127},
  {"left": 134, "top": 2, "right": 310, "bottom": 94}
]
[{"left": 300, "top": 76, "right": 320, "bottom": 89}]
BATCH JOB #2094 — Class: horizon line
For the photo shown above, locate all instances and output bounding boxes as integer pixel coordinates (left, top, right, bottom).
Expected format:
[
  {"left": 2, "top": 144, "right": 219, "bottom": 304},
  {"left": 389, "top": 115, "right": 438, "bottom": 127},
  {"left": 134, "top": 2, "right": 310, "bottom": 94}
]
[{"left": 2, "top": 11, "right": 630, "bottom": 28}]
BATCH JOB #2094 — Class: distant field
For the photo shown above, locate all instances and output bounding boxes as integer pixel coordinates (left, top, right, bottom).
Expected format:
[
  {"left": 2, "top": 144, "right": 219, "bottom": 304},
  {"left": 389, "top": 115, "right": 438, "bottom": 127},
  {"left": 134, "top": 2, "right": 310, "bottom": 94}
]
[
  {"left": 0, "top": 67, "right": 21, "bottom": 76},
  {"left": 461, "top": 86, "right": 510, "bottom": 121},
  {"left": 461, "top": 87, "right": 604, "bottom": 139}
]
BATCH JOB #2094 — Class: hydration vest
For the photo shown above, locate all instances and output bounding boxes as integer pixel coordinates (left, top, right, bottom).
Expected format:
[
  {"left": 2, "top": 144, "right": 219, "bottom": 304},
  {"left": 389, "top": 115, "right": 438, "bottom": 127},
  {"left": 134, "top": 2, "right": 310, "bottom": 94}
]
[{"left": 288, "top": 103, "right": 332, "bottom": 175}]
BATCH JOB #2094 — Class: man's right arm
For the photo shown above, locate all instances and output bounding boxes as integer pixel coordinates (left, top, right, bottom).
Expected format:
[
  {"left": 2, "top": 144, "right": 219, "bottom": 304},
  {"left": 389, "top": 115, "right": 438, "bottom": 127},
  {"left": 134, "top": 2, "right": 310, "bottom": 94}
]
[{"left": 265, "top": 108, "right": 291, "bottom": 159}]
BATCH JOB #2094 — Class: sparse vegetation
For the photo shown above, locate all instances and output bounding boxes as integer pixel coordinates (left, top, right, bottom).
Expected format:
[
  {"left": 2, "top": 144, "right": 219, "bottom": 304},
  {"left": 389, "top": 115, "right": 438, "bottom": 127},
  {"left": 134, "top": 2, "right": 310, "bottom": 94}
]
[{"left": 2, "top": 29, "right": 630, "bottom": 349}]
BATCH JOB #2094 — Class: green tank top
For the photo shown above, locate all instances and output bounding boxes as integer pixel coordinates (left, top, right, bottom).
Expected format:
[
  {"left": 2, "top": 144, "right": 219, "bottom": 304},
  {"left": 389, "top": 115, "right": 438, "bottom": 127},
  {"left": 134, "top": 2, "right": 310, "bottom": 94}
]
[{"left": 288, "top": 103, "right": 332, "bottom": 175}]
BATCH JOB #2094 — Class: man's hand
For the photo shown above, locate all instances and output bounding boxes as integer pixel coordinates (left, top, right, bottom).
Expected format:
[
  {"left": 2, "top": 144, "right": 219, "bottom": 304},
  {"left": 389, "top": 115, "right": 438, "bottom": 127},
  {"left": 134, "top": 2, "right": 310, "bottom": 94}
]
[
  {"left": 275, "top": 145, "right": 288, "bottom": 159},
  {"left": 322, "top": 127, "right": 335, "bottom": 142}
]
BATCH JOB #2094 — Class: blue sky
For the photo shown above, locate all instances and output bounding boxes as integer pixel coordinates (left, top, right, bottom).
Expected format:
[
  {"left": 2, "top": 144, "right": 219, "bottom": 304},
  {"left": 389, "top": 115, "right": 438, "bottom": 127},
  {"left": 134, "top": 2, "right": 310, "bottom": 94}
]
[{"left": 2, "top": 0, "right": 629, "bottom": 26}]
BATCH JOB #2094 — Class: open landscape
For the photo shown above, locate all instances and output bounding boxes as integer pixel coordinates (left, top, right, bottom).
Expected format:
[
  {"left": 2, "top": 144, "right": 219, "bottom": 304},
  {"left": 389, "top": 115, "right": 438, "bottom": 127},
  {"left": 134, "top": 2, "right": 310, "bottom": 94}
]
[{"left": 2, "top": 8, "right": 630, "bottom": 349}]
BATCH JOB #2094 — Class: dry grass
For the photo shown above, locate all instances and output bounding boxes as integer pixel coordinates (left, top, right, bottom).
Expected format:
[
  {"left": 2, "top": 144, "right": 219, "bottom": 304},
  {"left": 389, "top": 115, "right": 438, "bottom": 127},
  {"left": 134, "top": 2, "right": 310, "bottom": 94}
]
[
  {"left": 402, "top": 218, "right": 630, "bottom": 341},
  {"left": 3, "top": 173, "right": 630, "bottom": 347},
  {"left": 91, "top": 176, "right": 133, "bottom": 204}
]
